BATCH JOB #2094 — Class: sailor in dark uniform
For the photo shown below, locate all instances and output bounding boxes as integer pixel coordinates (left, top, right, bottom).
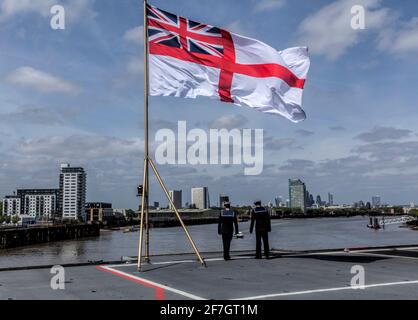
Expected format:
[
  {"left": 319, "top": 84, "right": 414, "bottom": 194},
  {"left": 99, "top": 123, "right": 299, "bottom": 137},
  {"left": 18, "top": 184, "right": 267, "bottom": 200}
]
[
  {"left": 218, "top": 202, "right": 239, "bottom": 261},
  {"left": 250, "top": 201, "right": 272, "bottom": 259}
]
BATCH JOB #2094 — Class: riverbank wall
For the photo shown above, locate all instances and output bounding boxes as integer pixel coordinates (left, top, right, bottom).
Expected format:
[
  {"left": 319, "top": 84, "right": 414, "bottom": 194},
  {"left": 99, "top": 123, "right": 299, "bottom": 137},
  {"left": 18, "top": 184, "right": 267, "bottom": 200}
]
[{"left": 0, "top": 224, "right": 100, "bottom": 250}]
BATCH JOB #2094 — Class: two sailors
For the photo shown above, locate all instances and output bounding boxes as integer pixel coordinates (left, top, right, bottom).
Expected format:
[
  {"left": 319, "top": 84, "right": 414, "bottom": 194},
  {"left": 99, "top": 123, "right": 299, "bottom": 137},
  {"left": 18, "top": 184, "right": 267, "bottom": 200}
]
[{"left": 218, "top": 201, "right": 271, "bottom": 260}]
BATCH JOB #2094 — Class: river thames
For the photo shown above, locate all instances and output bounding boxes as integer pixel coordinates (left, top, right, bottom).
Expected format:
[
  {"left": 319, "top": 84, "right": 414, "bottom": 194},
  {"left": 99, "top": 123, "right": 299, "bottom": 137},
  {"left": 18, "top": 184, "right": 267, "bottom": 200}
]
[{"left": 1, "top": 216, "right": 417, "bottom": 268}]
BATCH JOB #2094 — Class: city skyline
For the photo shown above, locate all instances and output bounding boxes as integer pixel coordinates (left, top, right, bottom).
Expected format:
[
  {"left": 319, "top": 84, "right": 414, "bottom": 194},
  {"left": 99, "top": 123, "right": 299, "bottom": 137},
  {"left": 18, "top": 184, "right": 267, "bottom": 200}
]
[
  {"left": 2, "top": 164, "right": 406, "bottom": 210},
  {"left": 1, "top": 0, "right": 418, "bottom": 207},
  {"left": 1, "top": 168, "right": 404, "bottom": 210}
]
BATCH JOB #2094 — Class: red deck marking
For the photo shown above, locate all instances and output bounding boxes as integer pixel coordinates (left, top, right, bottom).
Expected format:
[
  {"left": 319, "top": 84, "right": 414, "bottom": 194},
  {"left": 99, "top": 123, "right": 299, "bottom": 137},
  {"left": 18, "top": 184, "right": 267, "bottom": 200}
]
[{"left": 96, "top": 266, "right": 166, "bottom": 300}]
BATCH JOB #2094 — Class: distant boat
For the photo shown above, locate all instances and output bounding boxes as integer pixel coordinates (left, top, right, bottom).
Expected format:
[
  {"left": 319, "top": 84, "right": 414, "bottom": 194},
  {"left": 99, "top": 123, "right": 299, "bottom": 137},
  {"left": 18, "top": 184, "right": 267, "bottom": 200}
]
[{"left": 123, "top": 226, "right": 139, "bottom": 233}]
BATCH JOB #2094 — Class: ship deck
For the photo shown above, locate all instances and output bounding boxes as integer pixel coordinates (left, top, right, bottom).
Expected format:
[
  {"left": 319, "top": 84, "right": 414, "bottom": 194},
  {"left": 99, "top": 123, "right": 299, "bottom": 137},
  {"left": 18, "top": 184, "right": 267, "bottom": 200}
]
[{"left": 1, "top": 245, "right": 418, "bottom": 300}]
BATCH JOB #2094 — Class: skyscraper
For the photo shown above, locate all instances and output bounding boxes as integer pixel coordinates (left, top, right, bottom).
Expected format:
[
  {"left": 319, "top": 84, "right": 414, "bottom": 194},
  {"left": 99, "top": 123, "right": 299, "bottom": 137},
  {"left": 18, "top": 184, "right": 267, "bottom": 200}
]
[
  {"left": 289, "top": 179, "right": 306, "bottom": 213},
  {"left": 305, "top": 191, "right": 314, "bottom": 207},
  {"left": 275, "top": 196, "right": 284, "bottom": 207},
  {"left": 328, "top": 193, "right": 334, "bottom": 206},
  {"left": 191, "top": 187, "right": 208, "bottom": 209},
  {"left": 309, "top": 194, "right": 314, "bottom": 207},
  {"left": 169, "top": 190, "right": 182, "bottom": 210},
  {"left": 60, "top": 163, "right": 86, "bottom": 220},
  {"left": 372, "top": 196, "right": 381, "bottom": 208},
  {"left": 316, "top": 195, "right": 322, "bottom": 206}
]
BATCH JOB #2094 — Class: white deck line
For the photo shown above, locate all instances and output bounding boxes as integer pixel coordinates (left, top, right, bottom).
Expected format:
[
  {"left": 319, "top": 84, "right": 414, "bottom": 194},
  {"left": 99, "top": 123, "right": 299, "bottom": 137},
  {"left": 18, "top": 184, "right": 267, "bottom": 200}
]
[
  {"left": 235, "top": 280, "right": 418, "bottom": 300},
  {"left": 353, "top": 251, "right": 418, "bottom": 260}
]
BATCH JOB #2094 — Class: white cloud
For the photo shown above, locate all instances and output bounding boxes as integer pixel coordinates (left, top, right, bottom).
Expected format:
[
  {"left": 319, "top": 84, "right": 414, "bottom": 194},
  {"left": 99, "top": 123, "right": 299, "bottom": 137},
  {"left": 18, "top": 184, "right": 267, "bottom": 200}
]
[
  {"left": 225, "top": 21, "right": 250, "bottom": 36},
  {"left": 297, "top": 0, "right": 391, "bottom": 60},
  {"left": 264, "top": 137, "right": 296, "bottom": 150},
  {"left": 124, "top": 25, "right": 144, "bottom": 45},
  {"left": 65, "top": 0, "right": 97, "bottom": 22},
  {"left": 0, "top": 0, "right": 96, "bottom": 22},
  {"left": 6, "top": 67, "right": 80, "bottom": 94},
  {"left": 254, "top": 0, "right": 286, "bottom": 13},
  {"left": 355, "top": 126, "right": 412, "bottom": 142},
  {"left": 0, "top": 0, "right": 54, "bottom": 20},
  {"left": 209, "top": 114, "right": 248, "bottom": 130},
  {"left": 378, "top": 17, "right": 418, "bottom": 56},
  {"left": 296, "top": 129, "right": 315, "bottom": 136},
  {"left": 0, "top": 104, "right": 79, "bottom": 126},
  {"left": 126, "top": 56, "right": 144, "bottom": 75},
  {"left": 16, "top": 135, "right": 144, "bottom": 159}
]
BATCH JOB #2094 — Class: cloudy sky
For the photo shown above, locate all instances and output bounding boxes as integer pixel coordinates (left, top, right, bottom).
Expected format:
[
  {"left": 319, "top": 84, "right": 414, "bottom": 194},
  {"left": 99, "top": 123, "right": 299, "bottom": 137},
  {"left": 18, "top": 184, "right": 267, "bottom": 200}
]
[{"left": 1, "top": 0, "right": 418, "bottom": 208}]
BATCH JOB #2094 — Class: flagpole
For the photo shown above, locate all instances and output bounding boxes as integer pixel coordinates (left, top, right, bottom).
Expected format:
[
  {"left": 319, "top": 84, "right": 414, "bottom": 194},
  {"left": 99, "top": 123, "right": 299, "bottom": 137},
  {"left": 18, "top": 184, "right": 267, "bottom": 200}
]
[
  {"left": 137, "top": 0, "right": 206, "bottom": 271},
  {"left": 138, "top": 0, "right": 150, "bottom": 271}
]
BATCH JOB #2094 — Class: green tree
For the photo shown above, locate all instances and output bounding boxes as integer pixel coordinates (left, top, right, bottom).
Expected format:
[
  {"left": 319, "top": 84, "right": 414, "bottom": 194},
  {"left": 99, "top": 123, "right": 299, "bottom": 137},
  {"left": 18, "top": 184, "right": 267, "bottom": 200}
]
[
  {"left": 290, "top": 208, "right": 304, "bottom": 216},
  {"left": 12, "top": 215, "right": 19, "bottom": 224},
  {"left": 393, "top": 207, "right": 404, "bottom": 214},
  {"left": 125, "top": 209, "right": 137, "bottom": 218},
  {"left": 409, "top": 209, "right": 418, "bottom": 217}
]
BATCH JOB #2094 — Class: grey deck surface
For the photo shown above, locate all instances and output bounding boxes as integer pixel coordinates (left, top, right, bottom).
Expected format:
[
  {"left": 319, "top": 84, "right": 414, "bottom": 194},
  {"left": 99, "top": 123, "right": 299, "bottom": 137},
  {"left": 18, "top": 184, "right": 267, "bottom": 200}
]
[{"left": 1, "top": 247, "right": 418, "bottom": 300}]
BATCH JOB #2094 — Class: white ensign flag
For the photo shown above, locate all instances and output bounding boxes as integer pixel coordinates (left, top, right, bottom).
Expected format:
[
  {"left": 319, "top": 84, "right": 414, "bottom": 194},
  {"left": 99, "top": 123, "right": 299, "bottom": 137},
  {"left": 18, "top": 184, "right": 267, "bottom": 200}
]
[{"left": 147, "top": 5, "right": 311, "bottom": 123}]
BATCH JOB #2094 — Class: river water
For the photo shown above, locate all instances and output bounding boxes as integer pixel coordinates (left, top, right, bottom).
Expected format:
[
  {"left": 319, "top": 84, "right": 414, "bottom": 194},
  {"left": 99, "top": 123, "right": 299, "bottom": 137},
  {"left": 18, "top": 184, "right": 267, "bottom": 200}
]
[{"left": 0, "top": 217, "right": 417, "bottom": 268}]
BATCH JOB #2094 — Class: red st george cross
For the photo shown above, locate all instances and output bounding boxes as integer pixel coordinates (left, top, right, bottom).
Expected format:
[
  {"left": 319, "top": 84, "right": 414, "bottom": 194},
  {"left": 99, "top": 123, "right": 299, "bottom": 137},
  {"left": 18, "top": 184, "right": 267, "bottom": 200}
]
[{"left": 147, "top": 5, "right": 305, "bottom": 103}]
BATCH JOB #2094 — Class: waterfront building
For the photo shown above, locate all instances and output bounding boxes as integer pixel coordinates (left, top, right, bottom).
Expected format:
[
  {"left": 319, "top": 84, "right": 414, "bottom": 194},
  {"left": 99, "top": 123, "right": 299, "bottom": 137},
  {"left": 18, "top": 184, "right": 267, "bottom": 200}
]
[
  {"left": 60, "top": 163, "right": 86, "bottom": 220},
  {"left": 3, "top": 190, "right": 59, "bottom": 218},
  {"left": 2, "top": 195, "right": 21, "bottom": 216},
  {"left": 19, "top": 215, "right": 36, "bottom": 227},
  {"left": 191, "top": 187, "right": 209, "bottom": 209},
  {"left": 169, "top": 190, "right": 182, "bottom": 210},
  {"left": 85, "top": 202, "right": 113, "bottom": 223},
  {"left": 113, "top": 208, "right": 128, "bottom": 217},
  {"left": 17, "top": 189, "right": 60, "bottom": 218},
  {"left": 289, "top": 179, "right": 306, "bottom": 213}
]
